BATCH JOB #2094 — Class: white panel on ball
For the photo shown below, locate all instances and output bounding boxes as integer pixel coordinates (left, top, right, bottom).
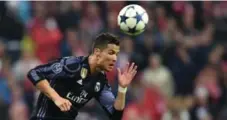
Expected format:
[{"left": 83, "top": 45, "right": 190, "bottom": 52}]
[
  {"left": 125, "top": 18, "right": 137, "bottom": 29},
  {"left": 119, "top": 6, "right": 128, "bottom": 16},
  {"left": 134, "top": 5, "right": 145, "bottom": 14},
  {"left": 120, "top": 22, "right": 129, "bottom": 31},
  {"left": 142, "top": 13, "right": 149, "bottom": 24},
  {"left": 135, "top": 21, "right": 145, "bottom": 31},
  {"left": 125, "top": 8, "right": 137, "bottom": 17}
]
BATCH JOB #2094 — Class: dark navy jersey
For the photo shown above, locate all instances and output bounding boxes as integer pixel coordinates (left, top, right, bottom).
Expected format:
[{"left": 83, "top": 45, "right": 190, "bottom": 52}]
[{"left": 27, "top": 56, "right": 122, "bottom": 120}]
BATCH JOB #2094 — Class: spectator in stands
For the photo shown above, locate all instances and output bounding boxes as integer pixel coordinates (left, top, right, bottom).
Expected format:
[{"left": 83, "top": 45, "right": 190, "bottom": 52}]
[
  {"left": 181, "top": 3, "right": 199, "bottom": 36},
  {"left": 12, "top": 49, "right": 41, "bottom": 114},
  {"left": 123, "top": 85, "right": 166, "bottom": 120},
  {"left": 167, "top": 42, "right": 196, "bottom": 95},
  {"left": 79, "top": 2, "right": 104, "bottom": 49},
  {"left": 192, "top": 65, "right": 222, "bottom": 120},
  {"left": 156, "top": 5, "right": 168, "bottom": 32},
  {"left": 29, "top": 2, "right": 62, "bottom": 63},
  {"left": 60, "top": 27, "right": 87, "bottom": 57},
  {"left": 162, "top": 96, "right": 191, "bottom": 120},
  {"left": 12, "top": 49, "right": 41, "bottom": 84},
  {"left": 142, "top": 53, "right": 174, "bottom": 99},
  {"left": 9, "top": 87, "right": 28, "bottom": 120},
  {"left": 57, "top": 1, "right": 82, "bottom": 33},
  {"left": 0, "top": 40, "right": 13, "bottom": 120}
]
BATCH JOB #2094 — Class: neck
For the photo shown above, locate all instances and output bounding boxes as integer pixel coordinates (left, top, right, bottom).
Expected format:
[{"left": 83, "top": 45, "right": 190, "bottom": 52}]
[{"left": 88, "top": 55, "right": 101, "bottom": 74}]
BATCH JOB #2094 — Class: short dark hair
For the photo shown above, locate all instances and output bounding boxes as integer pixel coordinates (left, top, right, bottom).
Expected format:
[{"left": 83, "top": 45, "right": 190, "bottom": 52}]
[{"left": 92, "top": 33, "right": 120, "bottom": 52}]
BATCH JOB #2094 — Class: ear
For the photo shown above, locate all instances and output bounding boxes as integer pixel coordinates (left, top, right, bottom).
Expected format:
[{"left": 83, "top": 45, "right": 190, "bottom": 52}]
[{"left": 94, "top": 48, "right": 101, "bottom": 56}]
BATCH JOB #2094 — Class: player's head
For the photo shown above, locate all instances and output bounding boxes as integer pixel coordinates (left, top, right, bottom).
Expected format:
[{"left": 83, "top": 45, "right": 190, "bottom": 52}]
[{"left": 91, "top": 33, "right": 120, "bottom": 72}]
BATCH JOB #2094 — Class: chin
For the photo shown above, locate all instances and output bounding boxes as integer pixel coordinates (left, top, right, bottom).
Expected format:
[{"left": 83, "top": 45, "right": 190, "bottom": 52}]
[
  {"left": 104, "top": 69, "right": 111, "bottom": 72},
  {"left": 104, "top": 67, "right": 113, "bottom": 72}
]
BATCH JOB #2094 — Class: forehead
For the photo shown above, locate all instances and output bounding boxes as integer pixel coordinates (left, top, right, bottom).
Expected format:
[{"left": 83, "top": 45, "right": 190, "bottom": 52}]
[{"left": 105, "top": 44, "right": 120, "bottom": 52}]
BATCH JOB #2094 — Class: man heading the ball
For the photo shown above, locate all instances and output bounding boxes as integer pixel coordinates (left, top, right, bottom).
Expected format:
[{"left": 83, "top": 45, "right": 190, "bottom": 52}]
[{"left": 27, "top": 33, "right": 137, "bottom": 120}]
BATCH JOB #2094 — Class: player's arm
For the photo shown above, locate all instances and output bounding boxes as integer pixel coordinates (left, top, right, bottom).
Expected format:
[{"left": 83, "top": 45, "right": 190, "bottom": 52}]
[
  {"left": 96, "top": 63, "right": 137, "bottom": 120},
  {"left": 114, "top": 62, "right": 137, "bottom": 109},
  {"left": 114, "top": 87, "right": 127, "bottom": 110},
  {"left": 27, "top": 57, "right": 80, "bottom": 111}
]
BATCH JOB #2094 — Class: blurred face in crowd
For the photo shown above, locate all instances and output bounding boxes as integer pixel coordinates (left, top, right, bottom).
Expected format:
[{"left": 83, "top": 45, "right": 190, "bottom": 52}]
[
  {"left": 87, "top": 3, "right": 99, "bottom": 19},
  {"left": 149, "top": 54, "right": 161, "bottom": 69},
  {"left": 66, "top": 29, "right": 78, "bottom": 46},
  {"left": 71, "top": 1, "right": 82, "bottom": 11},
  {"left": 156, "top": 6, "right": 165, "bottom": 18},
  {"left": 121, "top": 37, "right": 133, "bottom": 54},
  {"left": 108, "top": 12, "right": 117, "bottom": 30},
  {"left": 22, "top": 50, "right": 35, "bottom": 60},
  {"left": 47, "top": 1, "right": 58, "bottom": 16},
  {"left": 34, "top": 2, "right": 46, "bottom": 19},
  {"left": 213, "top": 4, "right": 222, "bottom": 17},
  {"left": 167, "top": 18, "right": 177, "bottom": 31},
  {"left": 195, "top": 86, "right": 208, "bottom": 106},
  {"left": 95, "top": 44, "right": 120, "bottom": 72},
  {"left": 107, "top": 1, "right": 124, "bottom": 12}
]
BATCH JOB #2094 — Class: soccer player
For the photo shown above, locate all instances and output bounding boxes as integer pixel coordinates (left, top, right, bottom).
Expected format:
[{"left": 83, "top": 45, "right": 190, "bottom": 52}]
[{"left": 27, "top": 33, "right": 137, "bottom": 120}]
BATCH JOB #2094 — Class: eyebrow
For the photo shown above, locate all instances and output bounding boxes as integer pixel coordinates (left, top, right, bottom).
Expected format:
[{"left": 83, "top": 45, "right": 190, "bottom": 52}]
[{"left": 109, "top": 49, "right": 119, "bottom": 53}]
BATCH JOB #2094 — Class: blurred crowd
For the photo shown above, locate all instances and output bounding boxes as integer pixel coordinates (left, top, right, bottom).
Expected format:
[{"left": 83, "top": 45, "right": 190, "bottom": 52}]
[{"left": 0, "top": 1, "right": 226, "bottom": 120}]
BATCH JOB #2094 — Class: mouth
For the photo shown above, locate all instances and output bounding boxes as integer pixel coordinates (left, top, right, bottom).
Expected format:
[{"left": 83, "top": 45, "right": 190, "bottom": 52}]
[
  {"left": 108, "top": 63, "right": 115, "bottom": 69},
  {"left": 109, "top": 63, "right": 114, "bottom": 67}
]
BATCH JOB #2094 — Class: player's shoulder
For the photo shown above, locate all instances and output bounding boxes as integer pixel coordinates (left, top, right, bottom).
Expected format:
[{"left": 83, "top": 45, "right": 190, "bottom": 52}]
[
  {"left": 63, "top": 56, "right": 84, "bottom": 64},
  {"left": 63, "top": 56, "right": 86, "bottom": 73}
]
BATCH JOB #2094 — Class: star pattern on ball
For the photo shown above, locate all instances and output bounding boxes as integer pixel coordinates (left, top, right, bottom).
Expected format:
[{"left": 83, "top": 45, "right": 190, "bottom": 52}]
[
  {"left": 128, "top": 27, "right": 136, "bottom": 34},
  {"left": 134, "top": 12, "right": 143, "bottom": 24},
  {"left": 118, "top": 4, "right": 148, "bottom": 36},
  {"left": 128, "top": 6, "right": 135, "bottom": 9},
  {"left": 120, "top": 15, "right": 128, "bottom": 23}
]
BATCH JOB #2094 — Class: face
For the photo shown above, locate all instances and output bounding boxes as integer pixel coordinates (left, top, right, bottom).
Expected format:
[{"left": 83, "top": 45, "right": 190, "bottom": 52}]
[
  {"left": 95, "top": 44, "right": 120, "bottom": 72},
  {"left": 149, "top": 55, "right": 160, "bottom": 69}
]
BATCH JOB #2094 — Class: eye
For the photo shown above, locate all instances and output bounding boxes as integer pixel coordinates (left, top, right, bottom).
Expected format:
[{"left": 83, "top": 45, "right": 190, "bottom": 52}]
[{"left": 108, "top": 51, "right": 115, "bottom": 55}]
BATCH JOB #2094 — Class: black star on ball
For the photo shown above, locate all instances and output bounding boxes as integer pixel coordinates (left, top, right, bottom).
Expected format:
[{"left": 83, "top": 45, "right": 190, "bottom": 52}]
[
  {"left": 128, "top": 27, "right": 137, "bottom": 34},
  {"left": 134, "top": 12, "right": 145, "bottom": 24},
  {"left": 120, "top": 15, "right": 128, "bottom": 23}
]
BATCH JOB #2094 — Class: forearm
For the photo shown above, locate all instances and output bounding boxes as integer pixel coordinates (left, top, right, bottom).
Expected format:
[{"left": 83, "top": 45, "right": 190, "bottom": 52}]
[
  {"left": 114, "top": 89, "right": 126, "bottom": 110},
  {"left": 111, "top": 86, "right": 127, "bottom": 120},
  {"left": 36, "top": 80, "right": 60, "bottom": 101}
]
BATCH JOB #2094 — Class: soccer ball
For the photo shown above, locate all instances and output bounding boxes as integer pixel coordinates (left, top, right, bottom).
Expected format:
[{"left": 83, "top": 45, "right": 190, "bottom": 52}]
[{"left": 118, "top": 4, "right": 149, "bottom": 36}]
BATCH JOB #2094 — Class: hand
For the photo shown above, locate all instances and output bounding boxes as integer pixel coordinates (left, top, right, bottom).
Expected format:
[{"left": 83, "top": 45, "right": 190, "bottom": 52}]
[
  {"left": 54, "top": 96, "right": 72, "bottom": 112},
  {"left": 117, "top": 62, "right": 137, "bottom": 88}
]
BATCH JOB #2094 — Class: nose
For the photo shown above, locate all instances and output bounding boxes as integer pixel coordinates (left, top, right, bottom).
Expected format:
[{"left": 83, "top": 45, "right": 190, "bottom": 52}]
[{"left": 112, "top": 55, "right": 117, "bottom": 62}]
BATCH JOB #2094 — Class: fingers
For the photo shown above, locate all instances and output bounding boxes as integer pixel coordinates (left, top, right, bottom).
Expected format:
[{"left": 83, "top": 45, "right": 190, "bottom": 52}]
[
  {"left": 128, "top": 63, "right": 137, "bottom": 74},
  {"left": 132, "top": 69, "right": 137, "bottom": 78},
  {"left": 60, "top": 104, "right": 68, "bottom": 112},
  {"left": 128, "top": 62, "right": 135, "bottom": 73},
  {"left": 58, "top": 99, "right": 72, "bottom": 112},
  {"left": 128, "top": 65, "right": 137, "bottom": 82},
  {"left": 117, "top": 68, "right": 122, "bottom": 78},
  {"left": 123, "top": 62, "right": 129, "bottom": 73},
  {"left": 117, "top": 68, "right": 121, "bottom": 74},
  {"left": 65, "top": 100, "right": 72, "bottom": 111}
]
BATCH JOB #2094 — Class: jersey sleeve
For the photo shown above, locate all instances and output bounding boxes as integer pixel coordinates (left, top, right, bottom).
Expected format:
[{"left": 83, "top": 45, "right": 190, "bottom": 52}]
[
  {"left": 96, "top": 83, "right": 124, "bottom": 120},
  {"left": 27, "top": 57, "right": 81, "bottom": 85}
]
